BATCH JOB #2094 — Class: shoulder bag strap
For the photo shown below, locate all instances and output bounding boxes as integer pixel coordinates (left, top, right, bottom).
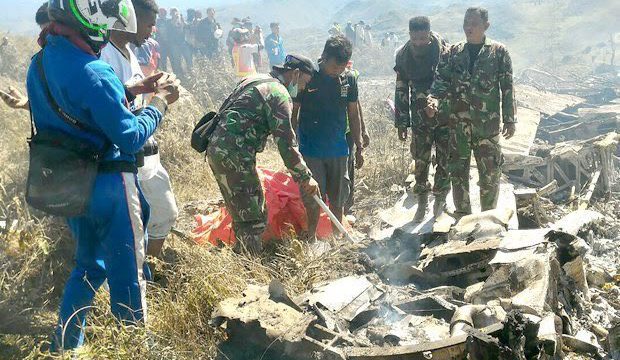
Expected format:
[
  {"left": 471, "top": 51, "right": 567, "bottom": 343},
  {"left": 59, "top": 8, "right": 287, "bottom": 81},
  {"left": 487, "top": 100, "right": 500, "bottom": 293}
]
[
  {"left": 35, "top": 51, "right": 89, "bottom": 132},
  {"left": 217, "top": 77, "right": 278, "bottom": 116},
  {"left": 34, "top": 50, "right": 112, "bottom": 153}
]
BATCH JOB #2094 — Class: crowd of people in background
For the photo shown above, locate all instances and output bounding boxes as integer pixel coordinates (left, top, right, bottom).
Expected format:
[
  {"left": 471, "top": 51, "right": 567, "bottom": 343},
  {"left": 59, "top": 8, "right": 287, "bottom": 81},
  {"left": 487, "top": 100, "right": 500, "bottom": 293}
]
[
  {"left": 150, "top": 7, "right": 223, "bottom": 78},
  {"left": 147, "top": 9, "right": 406, "bottom": 81},
  {"left": 381, "top": 32, "right": 401, "bottom": 48},
  {"left": 147, "top": 8, "right": 289, "bottom": 79},
  {"left": 329, "top": 20, "right": 374, "bottom": 48},
  {"left": 328, "top": 20, "right": 402, "bottom": 51}
]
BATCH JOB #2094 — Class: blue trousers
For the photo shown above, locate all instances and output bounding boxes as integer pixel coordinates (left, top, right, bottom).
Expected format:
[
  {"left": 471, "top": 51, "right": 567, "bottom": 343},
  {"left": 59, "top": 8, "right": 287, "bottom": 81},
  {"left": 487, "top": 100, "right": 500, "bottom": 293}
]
[{"left": 51, "top": 172, "right": 150, "bottom": 351}]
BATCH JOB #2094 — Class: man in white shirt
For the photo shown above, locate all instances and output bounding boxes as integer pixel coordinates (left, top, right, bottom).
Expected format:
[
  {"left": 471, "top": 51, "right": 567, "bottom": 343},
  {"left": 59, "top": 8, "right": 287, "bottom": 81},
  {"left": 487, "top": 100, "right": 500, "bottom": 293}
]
[
  {"left": 100, "top": 0, "right": 178, "bottom": 258},
  {"left": 355, "top": 21, "right": 366, "bottom": 47}
]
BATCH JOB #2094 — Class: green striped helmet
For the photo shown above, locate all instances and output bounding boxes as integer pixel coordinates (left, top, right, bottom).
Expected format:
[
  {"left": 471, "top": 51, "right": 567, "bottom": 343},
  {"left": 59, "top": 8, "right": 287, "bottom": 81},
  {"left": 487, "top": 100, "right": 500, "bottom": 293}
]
[{"left": 48, "top": 0, "right": 137, "bottom": 45}]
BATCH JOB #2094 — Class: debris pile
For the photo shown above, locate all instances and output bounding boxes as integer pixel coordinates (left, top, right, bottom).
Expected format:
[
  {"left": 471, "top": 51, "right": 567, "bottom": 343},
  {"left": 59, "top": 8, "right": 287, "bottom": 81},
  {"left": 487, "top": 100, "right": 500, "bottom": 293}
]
[
  {"left": 213, "top": 207, "right": 619, "bottom": 359},
  {"left": 212, "top": 70, "right": 619, "bottom": 359}
]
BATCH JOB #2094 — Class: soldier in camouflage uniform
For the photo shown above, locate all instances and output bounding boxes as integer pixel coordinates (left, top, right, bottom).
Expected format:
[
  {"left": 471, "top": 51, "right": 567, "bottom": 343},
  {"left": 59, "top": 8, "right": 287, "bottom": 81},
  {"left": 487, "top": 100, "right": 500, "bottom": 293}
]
[
  {"left": 394, "top": 17, "right": 452, "bottom": 221},
  {"left": 207, "top": 55, "right": 320, "bottom": 254},
  {"left": 428, "top": 7, "right": 517, "bottom": 218}
]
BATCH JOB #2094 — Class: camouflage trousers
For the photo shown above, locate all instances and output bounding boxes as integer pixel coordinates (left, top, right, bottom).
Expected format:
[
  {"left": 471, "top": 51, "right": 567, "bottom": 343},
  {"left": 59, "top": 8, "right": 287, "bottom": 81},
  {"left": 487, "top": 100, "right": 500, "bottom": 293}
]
[
  {"left": 411, "top": 123, "right": 451, "bottom": 196},
  {"left": 449, "top": 121, "right": 504, "bottom": 216},
  {"left": 207, "top": 149, "right": 266, "bottom": 255}
]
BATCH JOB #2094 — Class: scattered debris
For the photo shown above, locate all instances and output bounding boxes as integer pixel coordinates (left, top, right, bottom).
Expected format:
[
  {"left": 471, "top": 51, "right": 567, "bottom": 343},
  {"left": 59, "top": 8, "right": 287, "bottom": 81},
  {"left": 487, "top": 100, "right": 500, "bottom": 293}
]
[
  {"left": 562, "top": 330, "right": 604, "bottom": 358},
  {"left": 501, "top": 106, "right": 541, "bottom": 156},
  {"left": 465, "top": 310, "right": 544, "bottom": 360},
  {"left": 505, "top": 133, "right": 619, "bottom": 198},
  {"left": 213, "top": 72, "right": 620, "bottom": 360},
  {"left": 450, "top": 304, "right": 507, "bottom": 336},
  {"left": 471, "top": 234, "right": 560, "bottom": 317},
  {"left": 303, "top": 275, "right": 386, "bottom": 330},
  {"left": 212, "top": 284, "right": 323, "bottom": 360},
  {"left": 515, "top": 84, "right": 585, "bottom": 117}
]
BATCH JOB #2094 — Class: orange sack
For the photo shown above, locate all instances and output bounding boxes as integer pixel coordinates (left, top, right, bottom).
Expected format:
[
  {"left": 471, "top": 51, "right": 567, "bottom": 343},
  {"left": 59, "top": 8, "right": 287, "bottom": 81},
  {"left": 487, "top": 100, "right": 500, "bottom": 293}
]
[{"left": 192, "top": 168, "right": 337, "bottom": 246}]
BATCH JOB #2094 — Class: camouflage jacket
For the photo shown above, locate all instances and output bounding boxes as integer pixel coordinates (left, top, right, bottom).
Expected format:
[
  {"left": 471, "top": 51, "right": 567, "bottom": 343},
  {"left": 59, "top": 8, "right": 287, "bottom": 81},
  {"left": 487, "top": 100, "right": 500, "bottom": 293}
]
[
  {"left": 345, "top": 67, "right": 361, "bottom": 134},
  {"left": 430, "top": 37, "right": 516, "bottom": 138},
  {"left": 394, "top": 32, "right": 451, "bottom": 128},
  {"left": 208, "top": 74, "right": 312, "bottom": 182}
]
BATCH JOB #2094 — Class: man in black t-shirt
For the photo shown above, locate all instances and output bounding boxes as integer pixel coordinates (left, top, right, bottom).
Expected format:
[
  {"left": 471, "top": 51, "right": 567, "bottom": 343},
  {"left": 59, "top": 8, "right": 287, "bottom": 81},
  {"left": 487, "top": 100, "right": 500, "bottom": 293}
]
[
  {"left": 197, "top": 8, "right": 221, "bottom": 59},
  {"left": 292, "top": 36, "right": 365, "bottom": 240}
]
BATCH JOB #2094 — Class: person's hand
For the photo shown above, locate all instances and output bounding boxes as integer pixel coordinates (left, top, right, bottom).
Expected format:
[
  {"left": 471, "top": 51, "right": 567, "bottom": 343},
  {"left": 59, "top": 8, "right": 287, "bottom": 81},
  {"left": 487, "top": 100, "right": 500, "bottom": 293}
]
[
  {"left": 127, "top": 72, "right": 165, "bottom": 96},
  {"left": 301, "top": 177, "right": 320, "bottom": 196},
  {"left": 362, "top": 131, "right": 371, "bottom": 148},
  {"left": 154, "top": 73, "right": 181, "bottom": 105},
  {"left": 155, "top": 72, "right": 179, "bottom": 90},
  {"left": 355, "top": 147, "right": 365, "bottom": 169},
  {"left": 0, "top": 86, "right": 29, "bottom": 110},
  {"left": 502, "top": 122, "right": 516, "bottom": 139},
  {"left": 397, "top": 127, "right": 408, "bottom": 141}
]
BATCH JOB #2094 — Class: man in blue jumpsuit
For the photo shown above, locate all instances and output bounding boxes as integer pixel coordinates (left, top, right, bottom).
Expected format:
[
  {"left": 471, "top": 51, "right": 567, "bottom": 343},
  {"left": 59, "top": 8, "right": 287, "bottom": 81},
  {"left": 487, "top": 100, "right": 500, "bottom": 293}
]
[{"left": 27, "top": 0, "right": 180, "bottom": 351}]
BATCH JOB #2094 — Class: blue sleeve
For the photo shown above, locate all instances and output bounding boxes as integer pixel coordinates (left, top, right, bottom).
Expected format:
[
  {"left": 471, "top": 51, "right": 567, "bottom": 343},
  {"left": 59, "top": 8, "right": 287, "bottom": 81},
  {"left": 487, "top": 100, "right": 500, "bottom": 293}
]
[
  {"left": 265, "top": 35, "right": 274, "bottom": 53},
  {"left": 83, "top": 65, "right": 162, "bottom": 154}
]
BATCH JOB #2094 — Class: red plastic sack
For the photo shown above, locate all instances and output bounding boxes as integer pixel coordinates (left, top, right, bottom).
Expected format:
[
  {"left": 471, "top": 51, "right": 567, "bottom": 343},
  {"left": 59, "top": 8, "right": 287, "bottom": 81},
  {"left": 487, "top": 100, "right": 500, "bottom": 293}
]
[{"left": 192, "top": 168, "right": 336, "bottom": 246}]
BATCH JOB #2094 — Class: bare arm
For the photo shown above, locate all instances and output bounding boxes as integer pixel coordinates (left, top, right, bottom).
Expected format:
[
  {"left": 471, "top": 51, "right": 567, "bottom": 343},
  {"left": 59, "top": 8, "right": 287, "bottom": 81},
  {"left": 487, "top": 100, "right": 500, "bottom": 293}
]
[
  {"left": 358, "top": 101, "right": 365, "bottom": 133},
  {"left": 0, "top": 87, "right": 30, "bottom": 111},
  {"left": 358, "top": 100, "right": 370, "bottom": 148},
  {"left": 348, "top": 101, "right": 365, "bottom": 168},
  {"left": 348, "top": 101, "right": 362, "bottom": 148}
]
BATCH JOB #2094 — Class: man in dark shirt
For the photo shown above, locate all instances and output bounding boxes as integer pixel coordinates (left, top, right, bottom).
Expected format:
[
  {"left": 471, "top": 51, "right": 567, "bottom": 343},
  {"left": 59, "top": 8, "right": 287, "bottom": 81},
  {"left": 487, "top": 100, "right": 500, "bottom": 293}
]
[
  {"left": 394, "top": 17, "right": 452, "bottom": 221},
  {"left": 345, "top": 21, "right": 355, "bottom": 44},
  {"left": 293, "top": 35, "right": 364, "bottom": 240},
  {"left": 167, "top": 7, "right": 190, "bottom": 76},
  {"left": 156, "top": 7, "right": 171, "bottom": 71},
  {"left": 467, "top": 43, "right": 484, "bottom": 73},
  {"left": 197, "top": 7, "right": 221, "bottom": 59}
]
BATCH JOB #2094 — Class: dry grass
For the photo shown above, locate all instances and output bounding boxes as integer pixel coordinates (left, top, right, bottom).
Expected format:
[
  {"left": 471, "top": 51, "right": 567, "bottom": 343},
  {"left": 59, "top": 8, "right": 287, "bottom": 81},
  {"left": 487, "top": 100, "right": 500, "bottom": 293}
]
[
  {"left": 0, "top": 70, "right": 78, "bottom": 358},
  {"left": 0, "top": 36, "right": 412, "bottom": 359},
  {"left": 0, "top": 36, "right": 38, "bottom": 83}
]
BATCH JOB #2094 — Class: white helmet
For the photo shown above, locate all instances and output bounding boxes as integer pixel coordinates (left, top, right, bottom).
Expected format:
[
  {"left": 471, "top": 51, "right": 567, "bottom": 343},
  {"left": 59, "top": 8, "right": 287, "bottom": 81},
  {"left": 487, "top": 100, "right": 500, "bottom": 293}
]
[{"left": 48, "top": 0, "right": 137, "bottom": 45}]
